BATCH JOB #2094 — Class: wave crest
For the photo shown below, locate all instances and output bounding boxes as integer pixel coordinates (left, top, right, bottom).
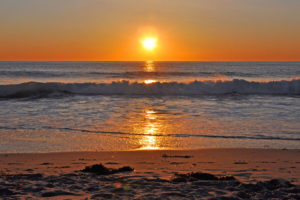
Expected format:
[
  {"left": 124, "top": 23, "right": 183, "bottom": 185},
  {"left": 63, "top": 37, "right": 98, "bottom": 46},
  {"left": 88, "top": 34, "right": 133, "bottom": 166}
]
[{"left": 0, "top": 79, "right": 299, "bottom": 98}]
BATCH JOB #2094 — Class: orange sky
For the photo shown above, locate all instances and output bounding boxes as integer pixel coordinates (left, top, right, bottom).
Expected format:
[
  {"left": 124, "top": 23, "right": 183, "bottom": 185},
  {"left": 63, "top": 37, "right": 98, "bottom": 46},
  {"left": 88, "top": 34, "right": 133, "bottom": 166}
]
[{"left": 0, "top": 0, "right": 299, "bottom": 61}]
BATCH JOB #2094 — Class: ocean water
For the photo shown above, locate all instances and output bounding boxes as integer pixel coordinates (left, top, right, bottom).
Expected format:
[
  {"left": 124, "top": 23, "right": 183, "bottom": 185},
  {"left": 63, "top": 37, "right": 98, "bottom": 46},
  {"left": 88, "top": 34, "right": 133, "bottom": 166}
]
[{"left": 0, "top": 61, "right": 299, "bottom": 152}]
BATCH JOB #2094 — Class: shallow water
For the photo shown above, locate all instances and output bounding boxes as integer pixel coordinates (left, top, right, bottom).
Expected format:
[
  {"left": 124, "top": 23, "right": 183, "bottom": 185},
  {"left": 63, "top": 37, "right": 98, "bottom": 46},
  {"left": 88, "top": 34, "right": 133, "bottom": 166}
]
[{"left": 0, "top": 61, "right": 299, "bottom": 152}]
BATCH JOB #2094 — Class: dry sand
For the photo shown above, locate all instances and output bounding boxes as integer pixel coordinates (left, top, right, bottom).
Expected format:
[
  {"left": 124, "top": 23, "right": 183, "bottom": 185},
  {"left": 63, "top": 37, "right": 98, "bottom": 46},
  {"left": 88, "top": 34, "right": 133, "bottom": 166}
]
[{"left": 0, "top": 148, "right": 299, "bottom": 199}]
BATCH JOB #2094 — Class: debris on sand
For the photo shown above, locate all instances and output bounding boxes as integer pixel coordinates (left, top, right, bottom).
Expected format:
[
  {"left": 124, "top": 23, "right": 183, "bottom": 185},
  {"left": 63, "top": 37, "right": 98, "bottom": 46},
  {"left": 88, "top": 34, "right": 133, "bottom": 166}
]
[
  {"left": 162, "top": 154, "right": 192, "bottom": 159},
  {"left": 234, "top": 161, "right": 248, "bottom": 165},
  {"left": 0, "top": 171, "right": 298, "bottom": 199},
  {"left": 81, "top": 164, "right": 134, "bottom": 175},
  {"left": 40, "top": 162, "right": 53, "bottom": 165},
  {"left": 172, "top": 172, "right": 235, "bottom": 182}
]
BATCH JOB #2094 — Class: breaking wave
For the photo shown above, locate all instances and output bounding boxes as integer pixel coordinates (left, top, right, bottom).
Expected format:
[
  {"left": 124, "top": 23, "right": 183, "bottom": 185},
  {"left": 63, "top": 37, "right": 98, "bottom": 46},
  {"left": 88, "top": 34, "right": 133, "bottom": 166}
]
[{"left": 0, "top": 79, "right": 299, "bottom": 98}]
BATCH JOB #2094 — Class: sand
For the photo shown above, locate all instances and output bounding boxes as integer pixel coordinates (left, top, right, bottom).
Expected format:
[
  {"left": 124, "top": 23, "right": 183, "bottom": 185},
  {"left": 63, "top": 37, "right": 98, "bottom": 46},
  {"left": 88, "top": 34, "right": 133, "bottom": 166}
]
[{"left": 0, "top": 148, "right": 299, "bottom": 199}]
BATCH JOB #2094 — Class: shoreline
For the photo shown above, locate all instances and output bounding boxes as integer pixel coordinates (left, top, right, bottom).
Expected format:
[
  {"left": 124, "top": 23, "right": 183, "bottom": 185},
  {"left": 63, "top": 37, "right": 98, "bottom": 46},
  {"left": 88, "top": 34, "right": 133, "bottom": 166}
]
[
  {"left": 1, "top": 148, "right": 299, "bottom": 199},
  {"left": 2, "top": 147, "right": 300, "bottom": 155}
]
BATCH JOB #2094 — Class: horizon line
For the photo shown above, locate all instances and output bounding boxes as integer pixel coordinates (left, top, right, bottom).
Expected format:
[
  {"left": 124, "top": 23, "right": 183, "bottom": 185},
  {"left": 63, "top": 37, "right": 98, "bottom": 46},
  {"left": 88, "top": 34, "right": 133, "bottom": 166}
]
[{"left": 0, "top": 60, "right": 299, "bottom": 62}]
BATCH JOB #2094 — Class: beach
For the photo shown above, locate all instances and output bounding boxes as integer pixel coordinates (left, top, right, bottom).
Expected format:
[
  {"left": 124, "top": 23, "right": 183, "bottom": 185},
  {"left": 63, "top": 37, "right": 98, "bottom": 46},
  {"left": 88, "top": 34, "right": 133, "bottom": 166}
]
[{"left": 1, "top": 148, "right": 299, "bottom": 199}]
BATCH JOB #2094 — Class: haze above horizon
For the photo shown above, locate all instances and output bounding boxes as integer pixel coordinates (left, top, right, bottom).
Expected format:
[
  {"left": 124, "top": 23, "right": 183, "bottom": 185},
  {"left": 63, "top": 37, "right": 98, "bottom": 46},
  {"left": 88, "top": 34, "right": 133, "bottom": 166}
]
[{"left": 0, "top": 0, "right": 299, "bottom": 61}]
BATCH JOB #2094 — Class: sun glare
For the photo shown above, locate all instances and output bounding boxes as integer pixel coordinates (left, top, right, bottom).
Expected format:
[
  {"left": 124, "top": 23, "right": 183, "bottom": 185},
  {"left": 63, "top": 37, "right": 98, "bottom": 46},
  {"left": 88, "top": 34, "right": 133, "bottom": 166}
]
[
  {"left": 144, "top": 79, "right": 157, "bottom": 84},
  {"left": 142, "top": 37, "right": 157, "bottom": 51}
]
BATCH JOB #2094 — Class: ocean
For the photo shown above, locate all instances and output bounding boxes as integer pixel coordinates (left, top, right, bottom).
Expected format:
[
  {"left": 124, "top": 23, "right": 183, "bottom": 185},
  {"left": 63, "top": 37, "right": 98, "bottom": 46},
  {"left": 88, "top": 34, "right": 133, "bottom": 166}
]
[{"left": 0, "top": 61, "right": 299, "bottom": 152}]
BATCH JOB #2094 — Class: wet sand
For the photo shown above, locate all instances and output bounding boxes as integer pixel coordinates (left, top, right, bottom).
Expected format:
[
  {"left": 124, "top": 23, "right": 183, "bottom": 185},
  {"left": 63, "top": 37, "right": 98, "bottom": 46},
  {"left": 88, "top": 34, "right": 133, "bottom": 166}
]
[{"left": 0, "top": 148, "right": 299, "bottom": 199}]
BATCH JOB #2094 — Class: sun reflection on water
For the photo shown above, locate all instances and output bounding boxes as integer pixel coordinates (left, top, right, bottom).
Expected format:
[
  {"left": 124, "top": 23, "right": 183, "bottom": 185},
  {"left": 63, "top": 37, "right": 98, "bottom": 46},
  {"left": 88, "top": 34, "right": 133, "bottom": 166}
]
[
  {"left": 141, "top": 136, "right": 158, "bottom": 150},
  {"left": 139, "top": 110, "right": 161, "bottom": 150},
  {"left": 144, "top": 79, "right": 157, "bottom": 84},
  {"left": 144, "top": 60, "right": 155, "bottom": 72},
  {"left": 143, "top": 60, "right": 158, "bottom": 85}
]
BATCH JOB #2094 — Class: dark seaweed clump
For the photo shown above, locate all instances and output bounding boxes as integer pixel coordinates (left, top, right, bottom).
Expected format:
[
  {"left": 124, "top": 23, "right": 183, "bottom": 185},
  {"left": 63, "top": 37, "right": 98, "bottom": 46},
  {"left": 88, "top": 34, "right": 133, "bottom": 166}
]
[
  {"left": 81, "top": 164, "right": 134, "bottom": 175},
  {"left": 173, "top": 172, "right": 235, "bottom": 182},
  {"left": 162, "top": 154, "right": 192, "bottom": 158}
]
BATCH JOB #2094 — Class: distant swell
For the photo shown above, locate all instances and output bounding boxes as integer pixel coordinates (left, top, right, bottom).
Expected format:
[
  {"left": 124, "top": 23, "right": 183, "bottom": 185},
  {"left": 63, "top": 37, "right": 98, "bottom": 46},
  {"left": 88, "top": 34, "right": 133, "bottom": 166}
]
[
  {"left": 0, "top": 70, "right": 256, "bottom": 78},
  {"left": 0, "top": 79, "right": 300, "bottom": 98}
]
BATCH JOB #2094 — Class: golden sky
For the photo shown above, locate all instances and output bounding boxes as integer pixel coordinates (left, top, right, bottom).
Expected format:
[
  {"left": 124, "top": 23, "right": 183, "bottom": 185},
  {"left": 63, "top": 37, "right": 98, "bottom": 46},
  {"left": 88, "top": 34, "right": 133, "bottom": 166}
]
[{"left": 0, "top": 0, "right": 299, "bottom": 61}]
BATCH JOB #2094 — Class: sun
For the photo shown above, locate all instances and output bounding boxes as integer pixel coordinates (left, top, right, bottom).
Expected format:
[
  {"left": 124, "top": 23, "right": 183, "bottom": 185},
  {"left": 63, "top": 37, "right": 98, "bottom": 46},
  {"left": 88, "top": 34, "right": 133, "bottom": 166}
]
[{"left": 142, "top": 37, "right": 157, "bottom": 51}]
